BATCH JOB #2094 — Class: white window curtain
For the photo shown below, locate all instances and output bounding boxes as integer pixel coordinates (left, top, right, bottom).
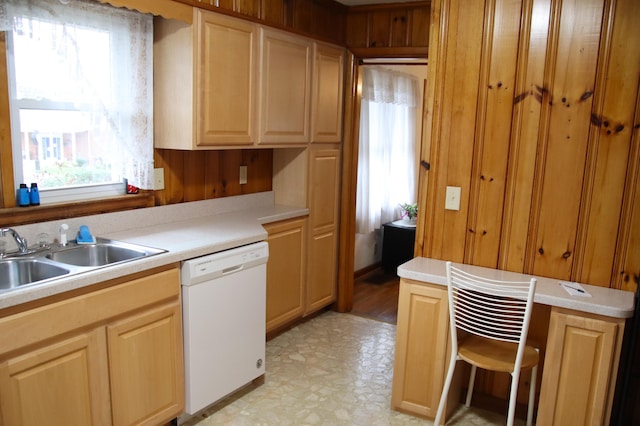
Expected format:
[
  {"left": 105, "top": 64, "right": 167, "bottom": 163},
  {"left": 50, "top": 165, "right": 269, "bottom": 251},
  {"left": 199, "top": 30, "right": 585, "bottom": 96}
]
[
  {"left": 356, "top": 67, "right": 420, "bottom": 234},
  {"left": 0, "top": 0, "right": 154, "bottom": 189}
]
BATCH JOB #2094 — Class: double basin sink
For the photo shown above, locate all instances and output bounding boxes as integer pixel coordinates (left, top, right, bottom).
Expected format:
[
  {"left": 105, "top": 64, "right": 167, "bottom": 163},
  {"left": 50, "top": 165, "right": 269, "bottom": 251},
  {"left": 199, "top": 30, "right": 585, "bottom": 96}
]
[{"left": 0, "top": 238, "right": 166, "bottom": 292}]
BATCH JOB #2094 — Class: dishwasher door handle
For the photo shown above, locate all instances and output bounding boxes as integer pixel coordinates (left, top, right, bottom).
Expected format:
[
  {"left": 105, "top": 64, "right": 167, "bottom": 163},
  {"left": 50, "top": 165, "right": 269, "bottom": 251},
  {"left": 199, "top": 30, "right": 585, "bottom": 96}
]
[{"left": 222, "top": 264, "right": 244, "bottom": 275}]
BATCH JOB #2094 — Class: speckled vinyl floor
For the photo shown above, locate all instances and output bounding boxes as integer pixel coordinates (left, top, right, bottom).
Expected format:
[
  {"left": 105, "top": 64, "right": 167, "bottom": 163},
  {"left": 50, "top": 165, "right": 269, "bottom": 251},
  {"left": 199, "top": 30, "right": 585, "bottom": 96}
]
[{"left": 185, "top": 311, "right": 522, "bottom": 426}]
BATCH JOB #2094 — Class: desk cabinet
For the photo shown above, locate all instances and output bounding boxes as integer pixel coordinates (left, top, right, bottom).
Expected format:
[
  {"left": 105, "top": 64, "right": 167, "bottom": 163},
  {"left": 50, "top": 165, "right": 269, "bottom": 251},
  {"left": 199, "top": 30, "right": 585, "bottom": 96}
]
[
  {"left": 392, "top": 278, "right": 626, "bottom": 425},
  {"left": 537, "top": 308, "right": 624, "bottom": 425},
  {"left": 391, "top": 279, "right": 451, "bottom": 419}
]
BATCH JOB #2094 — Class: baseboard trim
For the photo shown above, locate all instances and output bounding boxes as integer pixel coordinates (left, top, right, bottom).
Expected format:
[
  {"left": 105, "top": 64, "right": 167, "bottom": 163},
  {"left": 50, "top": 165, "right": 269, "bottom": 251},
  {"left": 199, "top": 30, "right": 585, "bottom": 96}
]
[{"left": 354, "top": 262, "right": 381, "bottom": 279}]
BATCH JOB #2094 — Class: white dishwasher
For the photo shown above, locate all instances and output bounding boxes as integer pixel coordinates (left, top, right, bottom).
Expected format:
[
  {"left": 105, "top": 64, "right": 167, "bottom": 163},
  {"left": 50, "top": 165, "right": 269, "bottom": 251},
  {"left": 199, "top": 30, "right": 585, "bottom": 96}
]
[{"left": 181, "top": 241, "right": 268, "bottom": 415}]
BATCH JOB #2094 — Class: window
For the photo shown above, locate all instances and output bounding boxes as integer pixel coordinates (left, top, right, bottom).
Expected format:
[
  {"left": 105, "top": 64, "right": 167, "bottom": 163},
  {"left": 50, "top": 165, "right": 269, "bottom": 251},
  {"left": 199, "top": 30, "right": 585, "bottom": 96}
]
[
  {"left": 356, "top": 66, "right": 420, "bottom": 234},
  {"left": 1, "top": 0, "right": 154, "bottom": 204}
]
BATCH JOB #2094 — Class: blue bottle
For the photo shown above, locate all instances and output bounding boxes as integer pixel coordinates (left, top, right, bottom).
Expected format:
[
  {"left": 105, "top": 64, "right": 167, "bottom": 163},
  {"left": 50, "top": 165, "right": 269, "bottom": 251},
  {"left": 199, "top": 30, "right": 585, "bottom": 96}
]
[
  {"left": 17, "top": 183, "right": 29, "bottom": 207},
  {"left": 29, "top": 183, "right": 40, "bottom": 206}
]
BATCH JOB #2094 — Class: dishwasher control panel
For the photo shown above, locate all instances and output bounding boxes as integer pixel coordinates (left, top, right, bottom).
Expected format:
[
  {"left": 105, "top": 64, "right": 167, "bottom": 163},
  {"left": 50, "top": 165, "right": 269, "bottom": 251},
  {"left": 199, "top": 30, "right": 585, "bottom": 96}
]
[{"left": 181, "top": 241, "right": 269, "bottom": 286}]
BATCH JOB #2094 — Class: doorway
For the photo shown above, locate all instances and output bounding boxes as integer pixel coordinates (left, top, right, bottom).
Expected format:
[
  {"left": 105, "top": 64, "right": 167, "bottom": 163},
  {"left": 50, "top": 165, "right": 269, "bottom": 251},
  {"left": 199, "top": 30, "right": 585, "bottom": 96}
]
[{"left": 346, "top": 59, "right": 428, "bottom": 322}]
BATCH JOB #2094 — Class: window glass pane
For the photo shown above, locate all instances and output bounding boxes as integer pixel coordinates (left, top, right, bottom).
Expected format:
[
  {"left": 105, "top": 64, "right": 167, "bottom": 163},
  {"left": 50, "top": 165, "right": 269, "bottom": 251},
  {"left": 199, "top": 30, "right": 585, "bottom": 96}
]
[{"left": 11, "top": 17, "right": 121, "bottom": 191}]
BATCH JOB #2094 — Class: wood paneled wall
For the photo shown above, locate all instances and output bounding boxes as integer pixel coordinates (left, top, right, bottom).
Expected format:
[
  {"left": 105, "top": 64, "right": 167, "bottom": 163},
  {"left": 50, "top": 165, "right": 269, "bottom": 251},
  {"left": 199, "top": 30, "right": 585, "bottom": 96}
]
[
  {"left": 153, "top": 148, "right": 272, "bottom": 205},
  {"left": 418, "top": 0, "right": 640, "bottom": 293}
]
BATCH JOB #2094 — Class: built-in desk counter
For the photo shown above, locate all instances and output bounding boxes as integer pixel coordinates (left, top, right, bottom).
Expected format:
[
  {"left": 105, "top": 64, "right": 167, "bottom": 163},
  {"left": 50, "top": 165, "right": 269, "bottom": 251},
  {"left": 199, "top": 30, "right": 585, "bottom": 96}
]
[{"left": 391, "top": 257, "right": 635, "bottom": 425}]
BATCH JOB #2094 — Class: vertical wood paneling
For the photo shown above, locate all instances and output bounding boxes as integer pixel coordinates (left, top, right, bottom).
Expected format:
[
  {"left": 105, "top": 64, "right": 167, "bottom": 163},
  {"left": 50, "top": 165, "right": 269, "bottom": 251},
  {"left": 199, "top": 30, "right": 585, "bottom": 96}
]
[
  {"left": 531, "top": 0, "right": 605, "bottom": 280},
  {"left": 242, "top": 149, "right": 273, "bottom": 194},
  {"left": 183, "top": 152, "right": 207, "bottom": 202},
  {"left": 616, "top": 90, "right": 640, "bottom": 292},
  {"left": 425, "top": 0, "right": 485, "bottom": 262},
  {"left": 500, "top": 0, "right": 552, "bottom": 273},
  {"left": 576, "top": 0, "right": 640, "bottom": 287},
  {"left": 416, "top": 0, "right": 640, "bottom": 292},
  {"left": 234, "top": 0, "right": 260, "bottom": 18},
  {"left": 261, "top": 0, "right": 284, "bottom": 25},
  {"left": 203, "top": 151, "right": 220, "bottom": 199},
  {"left": 415, "top": 0, "right": 442, "bottom": 258},
  {"left": 368, "top": 10, "right": 391, "bottom": 48},
  {"left": 409, "top": 7, "right": 430, "bottom": 47},
  {"left": 154, "top": 148, "right": 272, "bottom": 205},
  {"left": 154, "top": 149, "right": 185, "bottom": 205},
  {"left": 466, "top": 0, "right": 523, "bottom": 268}
]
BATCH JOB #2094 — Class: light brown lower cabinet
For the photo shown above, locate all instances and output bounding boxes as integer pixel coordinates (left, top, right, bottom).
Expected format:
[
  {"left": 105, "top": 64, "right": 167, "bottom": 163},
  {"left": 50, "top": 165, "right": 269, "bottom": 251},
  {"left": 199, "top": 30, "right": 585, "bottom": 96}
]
[
  {"left": 391, "top": 279, "right": 626, "bottom": 426},
  {"left": 537, "top": 308, "right": 624, "bottom": 425},
  {"left": 391, "top": 279, "right": 452, "bottom": 420},
  {"left": 0, "top": 265, "right": 184, "bottom": 426},
  {"left": 265, "top": 217, "right": 307, "bottom": 333}
]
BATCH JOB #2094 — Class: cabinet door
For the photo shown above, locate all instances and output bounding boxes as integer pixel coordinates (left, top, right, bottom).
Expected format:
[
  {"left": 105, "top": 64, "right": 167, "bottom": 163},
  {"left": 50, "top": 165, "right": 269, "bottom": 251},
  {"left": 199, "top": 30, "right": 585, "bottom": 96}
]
[
  {"left": 307, "top": 230, "right": 337, "bottom": 313},
  {"left": 0, "top": 329, "right": 110, "bottom": 426},
  {"left": 258, "top": 28, "right": 312, "bottom": 144},
  {"left": 306, "top": 148, "right": 341, "bottom": 314},
  {"left": 264, "top": 218, "right": 307, "bottom": 332},
  {"left": 368, "top": 10, "right": 391, "bottom": 48},
  {"left": 409, "top": 6, "right": 430, "bottom": 47},
  {"left": 308, "top": 148, "right": 341, "bottom": 230},
  {"left": 391, "top": 279, "right": 450, "bottom": 419},
  {"left": 390, "top": 9, "right": 409, "bottom": 47},
  {"left": 196, "top": 10, "right": 257, "bottom": 146},
  {"left": 537, "top": 309, "right": 623, "bottom": 425},
  {"left": 311, "top": 43, "right": 344, "bottom": 143},
  {"left": 107, "top": 302, "right": 184, "bottom": 426}
]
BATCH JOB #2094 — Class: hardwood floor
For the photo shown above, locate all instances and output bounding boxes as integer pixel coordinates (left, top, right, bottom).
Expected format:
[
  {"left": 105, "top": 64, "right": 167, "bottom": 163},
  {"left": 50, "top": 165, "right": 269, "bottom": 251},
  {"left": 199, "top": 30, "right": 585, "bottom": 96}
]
[{"left": 350, "top": 267, "right": 400, "bottom": 324}]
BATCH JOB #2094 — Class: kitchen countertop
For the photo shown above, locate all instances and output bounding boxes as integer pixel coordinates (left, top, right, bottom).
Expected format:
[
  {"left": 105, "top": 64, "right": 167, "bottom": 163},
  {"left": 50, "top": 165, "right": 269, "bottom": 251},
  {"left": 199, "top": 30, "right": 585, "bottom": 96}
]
[
  {"left": 0, "top": 192, "right": 308, "bottom": 310},
  {"left": 398, "top": 257, "right": 635, "bottom": 319}
]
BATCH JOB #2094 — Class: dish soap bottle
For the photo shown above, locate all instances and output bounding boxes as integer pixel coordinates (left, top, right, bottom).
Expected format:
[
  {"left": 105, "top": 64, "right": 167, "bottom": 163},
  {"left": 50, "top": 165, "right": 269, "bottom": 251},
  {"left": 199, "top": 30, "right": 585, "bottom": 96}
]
[{"left": 29, "top": 183, "right": 40, "bottom": 206}]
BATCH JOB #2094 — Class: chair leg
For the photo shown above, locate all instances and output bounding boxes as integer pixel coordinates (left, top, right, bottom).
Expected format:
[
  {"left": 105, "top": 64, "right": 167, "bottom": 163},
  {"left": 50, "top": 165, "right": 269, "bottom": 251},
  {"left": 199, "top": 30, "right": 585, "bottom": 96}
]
[
  {"left": 465, "top": 364, "right": 477, "bottom": 407},
  {"left": 434, "top": 355, "right": 460, "bottom": 426},
  {"left": 527, "top": 350, "right": 539, "bottom": 426},
  {"left": 506, "top": 369, "right": 521, "bottom": 426}
]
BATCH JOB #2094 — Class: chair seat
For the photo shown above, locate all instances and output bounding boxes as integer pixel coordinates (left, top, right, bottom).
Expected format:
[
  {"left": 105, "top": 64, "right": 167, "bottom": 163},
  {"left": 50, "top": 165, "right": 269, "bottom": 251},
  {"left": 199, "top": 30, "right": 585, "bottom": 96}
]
[{"left": 458, "top": 335, "right": 539, "bottom": 373}]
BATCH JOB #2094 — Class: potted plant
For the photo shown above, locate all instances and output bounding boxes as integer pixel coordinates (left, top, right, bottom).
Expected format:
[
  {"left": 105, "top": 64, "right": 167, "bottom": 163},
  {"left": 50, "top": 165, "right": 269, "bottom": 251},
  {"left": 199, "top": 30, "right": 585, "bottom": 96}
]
[{"left": 400, "top": 203, "right": 418, "bottom": 224}]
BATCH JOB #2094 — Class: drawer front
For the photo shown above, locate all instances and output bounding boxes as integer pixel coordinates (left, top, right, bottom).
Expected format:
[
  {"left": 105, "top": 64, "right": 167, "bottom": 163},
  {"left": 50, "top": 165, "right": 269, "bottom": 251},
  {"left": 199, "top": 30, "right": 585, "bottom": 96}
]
[{"left": 0, "top": 266, "right": 180, "bottom": 356}]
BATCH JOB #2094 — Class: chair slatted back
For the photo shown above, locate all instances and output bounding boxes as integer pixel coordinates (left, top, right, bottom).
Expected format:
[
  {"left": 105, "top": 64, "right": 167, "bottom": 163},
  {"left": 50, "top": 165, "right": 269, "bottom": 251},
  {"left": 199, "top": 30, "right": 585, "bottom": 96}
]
[{"left": 446, "top": 263, "right": 537, "bottom": 345}]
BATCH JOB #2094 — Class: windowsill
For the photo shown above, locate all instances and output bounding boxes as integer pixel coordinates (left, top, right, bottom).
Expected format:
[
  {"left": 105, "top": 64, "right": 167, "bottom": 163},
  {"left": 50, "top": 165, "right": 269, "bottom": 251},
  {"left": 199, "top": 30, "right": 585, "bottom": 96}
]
[{"left": 0, "top": 192, "right": 155, "bottom": 227}]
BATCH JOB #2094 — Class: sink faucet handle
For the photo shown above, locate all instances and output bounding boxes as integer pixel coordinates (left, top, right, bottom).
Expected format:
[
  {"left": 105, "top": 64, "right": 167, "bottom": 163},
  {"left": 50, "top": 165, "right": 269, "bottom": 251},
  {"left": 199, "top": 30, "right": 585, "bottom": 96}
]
[
  {"left": 0, "top": 227, "right": 28, "bottom": 253},
  {"left": 59, "top": 223, "right": 69, "bottom": 247}
]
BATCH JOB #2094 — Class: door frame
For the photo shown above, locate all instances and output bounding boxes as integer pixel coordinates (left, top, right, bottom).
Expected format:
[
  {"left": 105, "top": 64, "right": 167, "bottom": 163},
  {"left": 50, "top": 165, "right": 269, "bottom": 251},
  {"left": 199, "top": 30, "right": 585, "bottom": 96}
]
[{"left": 335, "top": 54, "right": 430, "bottom": 312}]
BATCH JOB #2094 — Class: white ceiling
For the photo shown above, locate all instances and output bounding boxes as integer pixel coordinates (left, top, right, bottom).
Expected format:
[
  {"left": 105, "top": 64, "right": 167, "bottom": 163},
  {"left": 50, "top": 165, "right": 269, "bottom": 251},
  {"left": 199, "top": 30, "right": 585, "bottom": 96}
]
[{"left": 336, "top": 0, "right": 423, "bottom": 5}]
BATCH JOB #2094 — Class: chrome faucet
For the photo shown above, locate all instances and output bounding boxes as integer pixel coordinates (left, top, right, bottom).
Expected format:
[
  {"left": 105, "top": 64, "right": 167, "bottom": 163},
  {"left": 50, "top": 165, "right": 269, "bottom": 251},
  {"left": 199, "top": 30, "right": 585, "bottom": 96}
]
[{"left": 0, "top": 228, "right": 28, "bottom": 253}]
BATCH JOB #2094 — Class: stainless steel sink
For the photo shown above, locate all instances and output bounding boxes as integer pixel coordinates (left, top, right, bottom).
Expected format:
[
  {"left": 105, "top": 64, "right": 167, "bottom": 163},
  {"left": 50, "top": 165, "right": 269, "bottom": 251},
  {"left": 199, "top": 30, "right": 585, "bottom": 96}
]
[
  {"left": 47, "top": 240, "right": 160, "bottom": 267},
  {"left": 0, "top": 237, "right": 166, "bottom": 292},
  {"left": 0, "top": 258, "right": 70, "bottom": 291}
]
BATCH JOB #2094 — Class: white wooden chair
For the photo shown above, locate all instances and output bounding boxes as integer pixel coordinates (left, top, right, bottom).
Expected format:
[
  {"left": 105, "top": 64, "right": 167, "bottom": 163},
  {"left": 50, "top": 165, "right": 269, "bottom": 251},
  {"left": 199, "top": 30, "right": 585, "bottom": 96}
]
[{"left": 434, "top": 262, "right": 539, "bottom": 426}]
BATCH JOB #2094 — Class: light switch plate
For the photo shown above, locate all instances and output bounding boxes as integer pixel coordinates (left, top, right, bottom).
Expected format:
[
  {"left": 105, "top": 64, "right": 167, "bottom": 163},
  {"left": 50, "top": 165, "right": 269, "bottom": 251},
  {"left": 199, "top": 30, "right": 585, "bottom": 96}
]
[
  {"left": 445, "top": 186, "right": 461, "bottom": 210},
  {"left": 154, "top": 168, "right": 165, "bottom": 190},
  {"left": 239, "top": 166, "right": 248, "bottom": 185}
]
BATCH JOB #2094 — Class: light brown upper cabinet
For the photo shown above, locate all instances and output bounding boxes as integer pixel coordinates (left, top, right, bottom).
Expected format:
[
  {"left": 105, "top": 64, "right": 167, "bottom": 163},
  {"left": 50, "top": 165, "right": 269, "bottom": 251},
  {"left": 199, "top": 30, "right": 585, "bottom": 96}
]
[
  {"left": 195, "top": 11, "right": 258, "bottom": 146},
  {"left": 257, "top": 28, "right": 312, "bottom": 145},
  {"left": 154, "top": 10, "right": 258, "bottom": 149},
  {"left": 154, "top": 10, "right": 344, "bottom": 150},
  {"left": 311, "top": 43, "right": 344, "bottom": 143}
]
